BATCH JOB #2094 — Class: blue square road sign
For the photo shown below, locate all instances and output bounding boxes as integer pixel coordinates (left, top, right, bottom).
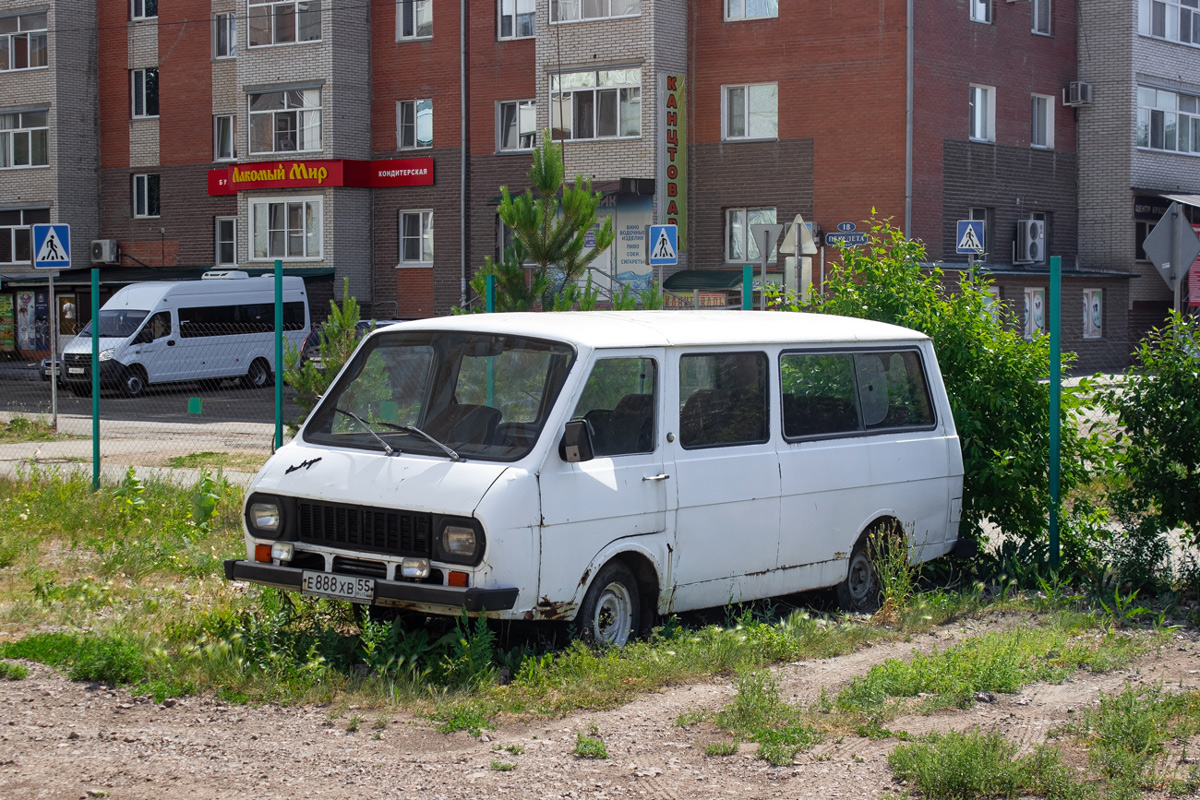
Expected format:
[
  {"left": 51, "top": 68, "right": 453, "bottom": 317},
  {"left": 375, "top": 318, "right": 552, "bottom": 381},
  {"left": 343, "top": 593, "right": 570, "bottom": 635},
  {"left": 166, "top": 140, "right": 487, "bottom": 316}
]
[
  {"left": 955, "top": 220, "right": 985, "bottom": 255},
  {"left": 648, "top": 224, "right": 678, "bottom": 266},
  {"left": 32, "top": 224, "right": 71, "bottom": 268}
]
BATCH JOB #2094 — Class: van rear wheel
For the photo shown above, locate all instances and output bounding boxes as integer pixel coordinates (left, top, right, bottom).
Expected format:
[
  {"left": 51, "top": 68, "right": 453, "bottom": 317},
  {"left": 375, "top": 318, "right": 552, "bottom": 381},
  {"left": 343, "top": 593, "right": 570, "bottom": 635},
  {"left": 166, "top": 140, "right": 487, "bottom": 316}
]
[
  {"left": 119, "top": 367, "right": 147, "bottom": 398},
  {"left": 578, "top": 561, "right": 640, "bottom": 647},
  {"left": 837, "top": 535, "right": 882, "bottom": 614},
  {"left": 243, "top": 358, "right": 273, "bottom": 389}
]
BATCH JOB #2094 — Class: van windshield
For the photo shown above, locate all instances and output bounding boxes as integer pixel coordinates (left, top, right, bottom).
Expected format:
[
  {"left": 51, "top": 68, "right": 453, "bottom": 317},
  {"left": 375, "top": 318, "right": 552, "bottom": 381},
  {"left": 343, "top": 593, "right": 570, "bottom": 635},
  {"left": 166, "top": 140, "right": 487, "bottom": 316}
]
[
  {"left": 77, "top": 309, "right": 150, "bottom": 338},
  {"left": 304, "top": 330, "right": 575, "bottom": 462}
]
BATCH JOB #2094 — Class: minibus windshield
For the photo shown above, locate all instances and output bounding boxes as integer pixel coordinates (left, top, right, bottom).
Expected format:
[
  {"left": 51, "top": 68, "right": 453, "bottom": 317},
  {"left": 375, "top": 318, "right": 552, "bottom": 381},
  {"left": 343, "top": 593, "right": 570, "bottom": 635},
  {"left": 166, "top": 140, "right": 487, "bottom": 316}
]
[
  {"left": 304, "top": 330, "right": 575, "bottom": 461},
  {"left": 77, "top": 309, "right": 150, "bottom": 338}
]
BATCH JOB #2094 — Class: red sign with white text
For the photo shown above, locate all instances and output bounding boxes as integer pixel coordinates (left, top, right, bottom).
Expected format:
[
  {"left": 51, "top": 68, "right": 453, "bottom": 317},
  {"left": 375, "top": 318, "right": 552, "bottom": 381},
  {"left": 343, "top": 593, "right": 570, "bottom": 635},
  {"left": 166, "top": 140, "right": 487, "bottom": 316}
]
[
  {"left": 1191, "top": 224, "right": 1200, "bottom": 306},
  {"left": 207, "top": 158, "right": 434, "bottom": 195}
]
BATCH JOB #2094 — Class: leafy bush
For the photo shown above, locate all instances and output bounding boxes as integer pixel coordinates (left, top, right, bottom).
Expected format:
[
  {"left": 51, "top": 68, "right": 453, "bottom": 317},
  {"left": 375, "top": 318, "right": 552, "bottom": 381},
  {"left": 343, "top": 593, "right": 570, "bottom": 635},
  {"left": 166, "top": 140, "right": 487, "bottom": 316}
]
[{"left": 283, "top": 277, "right": 363, "bottom": 425}]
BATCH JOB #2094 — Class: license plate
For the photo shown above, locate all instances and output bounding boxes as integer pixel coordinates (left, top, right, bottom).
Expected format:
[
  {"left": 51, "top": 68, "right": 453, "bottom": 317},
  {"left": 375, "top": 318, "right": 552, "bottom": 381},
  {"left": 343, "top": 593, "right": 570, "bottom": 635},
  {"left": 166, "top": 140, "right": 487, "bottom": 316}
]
[
  {"left": 68, "top": 367, "right": 84, "bottom": 375},
  {"left": 301, "top": 571, "right": 374, "bottom": 603}
]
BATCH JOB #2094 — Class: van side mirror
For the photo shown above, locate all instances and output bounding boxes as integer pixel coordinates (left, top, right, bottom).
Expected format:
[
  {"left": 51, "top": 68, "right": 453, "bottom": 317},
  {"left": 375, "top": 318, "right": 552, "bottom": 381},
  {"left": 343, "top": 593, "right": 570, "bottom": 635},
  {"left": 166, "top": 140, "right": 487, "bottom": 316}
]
[{"left": 560, "top": 419, "right": 595, "bottom": 463}]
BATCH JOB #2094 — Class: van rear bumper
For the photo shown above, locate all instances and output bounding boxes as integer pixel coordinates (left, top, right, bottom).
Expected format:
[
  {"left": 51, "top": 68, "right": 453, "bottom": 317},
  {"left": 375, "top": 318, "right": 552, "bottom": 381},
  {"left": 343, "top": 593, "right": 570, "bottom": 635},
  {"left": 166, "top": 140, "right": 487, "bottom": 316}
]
[{"left": 223, "top": 559, "right": 519, "bottom": 612}]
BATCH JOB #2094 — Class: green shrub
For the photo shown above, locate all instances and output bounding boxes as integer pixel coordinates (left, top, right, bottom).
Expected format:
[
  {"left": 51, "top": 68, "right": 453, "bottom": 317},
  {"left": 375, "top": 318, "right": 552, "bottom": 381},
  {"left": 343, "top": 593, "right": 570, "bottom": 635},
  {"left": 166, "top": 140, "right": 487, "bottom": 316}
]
[{"left": 0, "top": 661, "right": 28, "bottom": 680}]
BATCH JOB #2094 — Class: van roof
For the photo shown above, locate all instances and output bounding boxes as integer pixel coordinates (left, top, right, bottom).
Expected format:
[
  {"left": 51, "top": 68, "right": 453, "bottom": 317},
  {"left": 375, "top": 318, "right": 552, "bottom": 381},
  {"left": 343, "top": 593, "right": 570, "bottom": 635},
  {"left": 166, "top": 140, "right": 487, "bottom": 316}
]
[
  {"left": 382, "top": 311, "right": 930, "bottom": 349},
  {"left": 103, "top": 277, "right": 306, "bottom": 309}
]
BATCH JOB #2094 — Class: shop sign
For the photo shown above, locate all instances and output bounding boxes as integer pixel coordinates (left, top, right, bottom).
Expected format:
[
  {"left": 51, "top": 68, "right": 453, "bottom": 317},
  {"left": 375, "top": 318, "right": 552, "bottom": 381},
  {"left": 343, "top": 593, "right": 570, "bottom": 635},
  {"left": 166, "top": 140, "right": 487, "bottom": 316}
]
[
  {"left": 658, "top": 74, "right": 687, "bottom": 252},
  {"left": 0, "top": 294, "right": 14, "bottom": 352},
  {"left": 208, "top": 158, "right": 434, "bottom": 195}
]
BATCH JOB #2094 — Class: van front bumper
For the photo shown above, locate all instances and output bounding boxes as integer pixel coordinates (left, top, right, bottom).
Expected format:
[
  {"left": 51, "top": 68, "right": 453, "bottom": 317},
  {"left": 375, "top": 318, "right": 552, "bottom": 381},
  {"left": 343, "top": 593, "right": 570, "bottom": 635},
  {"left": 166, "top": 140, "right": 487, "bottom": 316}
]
[{"left": 223, "top": 559, "right": 519, "bottom": 612}]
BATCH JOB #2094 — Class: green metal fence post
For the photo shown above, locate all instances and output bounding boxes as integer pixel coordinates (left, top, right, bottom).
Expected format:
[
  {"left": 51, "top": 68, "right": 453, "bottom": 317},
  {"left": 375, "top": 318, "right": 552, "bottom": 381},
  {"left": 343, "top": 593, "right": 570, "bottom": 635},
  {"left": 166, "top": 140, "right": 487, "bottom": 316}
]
[
  {"left": 742, "top": 265, "right": 753, "bottom": 310},
  {"left": 274, "top": 259, "right": 283, "bottom": 451},
  {"left": 91, "top": 268, "right": 100, "bottom": 491},
  {"left": 1049, "top": 255, "right": 1061, "bottom": 571},
  {"left": 486, "top": 274, "right": 495, "bottom": 313}
]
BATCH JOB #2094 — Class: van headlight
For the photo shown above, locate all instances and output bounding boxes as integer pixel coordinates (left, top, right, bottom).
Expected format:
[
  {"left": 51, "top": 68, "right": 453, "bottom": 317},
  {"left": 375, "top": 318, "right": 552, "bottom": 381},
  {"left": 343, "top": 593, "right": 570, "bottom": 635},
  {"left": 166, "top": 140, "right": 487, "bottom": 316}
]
[
  {"left": 98, "top": 348, "right": 114, "bottom": 362},
  {"left": 434, "top": 517, "right": 484, "bottom": 566},
  {"left": 245, "top": 493, "right": 285, "bottom": 538}
]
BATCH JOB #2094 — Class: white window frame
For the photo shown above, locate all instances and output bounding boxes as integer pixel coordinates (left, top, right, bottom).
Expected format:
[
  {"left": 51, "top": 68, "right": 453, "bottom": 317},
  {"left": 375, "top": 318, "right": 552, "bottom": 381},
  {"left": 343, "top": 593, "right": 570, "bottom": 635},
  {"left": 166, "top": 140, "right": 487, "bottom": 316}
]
[
  {"left": 969, "top": 84, "right": 995, "bottom": 143},
  {"left": 1032, "top": 0, "right": 1051, "bottom": 34},
  {"left": 248, "top": 88, "right": 322, "bottom": 155},
  {"left": 968, "top": 207, "right": 989, "bottom": 255},
  {"left": 1137, "top": 85, "right": 1200, "bottom": 153},
  {"left": 725, "top": 207, "right": 777, "bottom": 263},
  {"left": 550, "top": 68, "right": 642, "bottom": 141},
  {"left": 249, "top": 196, "right": 323, "bottom": 261},
  {"left": 498, "top": 0, "right": 535, "bottom": 39},
  {"left": 550, "top": 0, "right": 641, "bottom": 24},
  {"left": 132, "top": 173, "right": 160, "bottom": 219},
  {"left": 397, "top": 0, "right": 432, "bottom": 39},
  {"left": 1031, "top": 94, "right": 1054, "bottom": 149},
  {"left": 497, "top": 99, "right": 536, "bottom": 152},
  {"left": 722, "top": 83, "right": 778, "bottom": 141},
  {"left": 0, "top": 208, "right": 50, "bottom": 264},
  {"left": 0, "top": 12, "right": 48, "bottom": 71},
  {"left": 399, "top": 210, "right": 434, "bottom": 266},
  {"left": 214, "top": 114, "right": 236, "bottom": 161},
  {"left": 214, "top": 12, "right": 237, "bottom": 58},
  {"left": 132, "top": 0, "right": 157, "bottom": 21},
  {"left": 215, "top": 217, "right": 238, "bottom": 266},
  {"left": 0, "top": 110, "right": 49, "bottom": 169},
  {"left": 248, "top": 0, "right": 322, "bottom": 47},
  {"left": 396, "top": 99, "right": 433, "bottom": 150},
  {"left": 1139, "top": 0, "right": 1200, "bottom": 47},
  {"left": 725, "top": 0, "right": 778, "bottom": 21},
  {"left": 132, "top": 68, "right": 159, "bottom": 118},
  {"left": 970, "top": 0, "right": 991, "bottom": 23}
]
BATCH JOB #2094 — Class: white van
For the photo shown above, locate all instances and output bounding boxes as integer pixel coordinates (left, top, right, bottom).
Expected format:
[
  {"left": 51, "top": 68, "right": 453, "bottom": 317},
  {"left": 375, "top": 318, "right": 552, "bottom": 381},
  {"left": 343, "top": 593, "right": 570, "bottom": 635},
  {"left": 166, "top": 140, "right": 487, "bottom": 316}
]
[
  {"left": 61, "top": 271, "right": 309, "bottom": 397},
  {"left": 225, "top": 311, "right": 965, "bottom": 644}
]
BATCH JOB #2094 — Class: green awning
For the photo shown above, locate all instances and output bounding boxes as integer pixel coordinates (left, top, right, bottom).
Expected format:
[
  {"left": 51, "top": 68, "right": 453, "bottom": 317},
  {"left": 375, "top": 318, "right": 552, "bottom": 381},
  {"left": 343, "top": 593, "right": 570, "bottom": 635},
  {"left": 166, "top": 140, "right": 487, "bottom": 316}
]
[
  {"left": 663, "top": 269, "right": 747, "bottom": 292},
  {"left": 1, "top": 266, "right": 335, "bottom": 287}
]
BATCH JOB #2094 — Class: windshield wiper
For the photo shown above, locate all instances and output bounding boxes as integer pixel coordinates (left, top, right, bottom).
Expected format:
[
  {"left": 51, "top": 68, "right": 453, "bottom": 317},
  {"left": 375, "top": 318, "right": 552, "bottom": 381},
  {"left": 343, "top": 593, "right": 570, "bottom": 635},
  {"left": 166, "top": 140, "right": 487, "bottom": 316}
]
[
  {"left": 334, "top": 407, "right": 398, "bottom": 456},
  {"left": 372, "top": 420, "right": 462, "bottom": 462}
]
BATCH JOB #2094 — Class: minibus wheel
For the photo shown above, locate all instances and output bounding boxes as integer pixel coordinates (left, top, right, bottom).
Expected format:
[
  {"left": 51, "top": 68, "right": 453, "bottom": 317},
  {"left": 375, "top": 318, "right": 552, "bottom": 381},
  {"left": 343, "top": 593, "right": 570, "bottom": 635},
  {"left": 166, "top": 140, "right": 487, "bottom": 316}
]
[
  {"left": 837, "top": 534, "right": 882, "bottom": 613},
  {"left": 120, "top": 367, "right": 146, "bottom": 398},
  {"left": 243, "top": 358, "right": 273, "bottom": 389},
  {"left": 578, "top": 561, "right": 640, "bottom": 647}
]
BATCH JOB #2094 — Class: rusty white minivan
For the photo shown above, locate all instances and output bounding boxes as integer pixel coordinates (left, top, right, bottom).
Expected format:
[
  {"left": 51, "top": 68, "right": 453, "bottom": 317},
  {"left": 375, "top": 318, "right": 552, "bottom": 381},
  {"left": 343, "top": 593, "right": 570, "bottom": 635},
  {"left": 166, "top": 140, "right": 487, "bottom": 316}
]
[{"left": 225, "top": 311, "right": 965, "bottom": 645}]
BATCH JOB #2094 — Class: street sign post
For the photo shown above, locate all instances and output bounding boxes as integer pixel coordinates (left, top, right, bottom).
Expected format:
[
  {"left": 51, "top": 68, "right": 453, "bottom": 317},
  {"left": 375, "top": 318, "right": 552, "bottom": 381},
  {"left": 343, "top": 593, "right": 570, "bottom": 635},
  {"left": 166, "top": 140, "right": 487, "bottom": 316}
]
[
  {"left": 32, "top": 223, "right": 72, "bottom": 426},
  {"left": 1142, "top": 202, "right": 1200, "bottom": 313},
  {"left": 749, "top": 223, "right": 784, "bottom": 311}
]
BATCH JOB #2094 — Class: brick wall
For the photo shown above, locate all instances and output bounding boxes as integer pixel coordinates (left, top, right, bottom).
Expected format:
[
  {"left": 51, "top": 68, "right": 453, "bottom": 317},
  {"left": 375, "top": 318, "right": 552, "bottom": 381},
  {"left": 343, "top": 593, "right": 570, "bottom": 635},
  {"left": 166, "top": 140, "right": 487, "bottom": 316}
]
[{"left": 158, "top": 0, "right": 212, "bottom": 165}]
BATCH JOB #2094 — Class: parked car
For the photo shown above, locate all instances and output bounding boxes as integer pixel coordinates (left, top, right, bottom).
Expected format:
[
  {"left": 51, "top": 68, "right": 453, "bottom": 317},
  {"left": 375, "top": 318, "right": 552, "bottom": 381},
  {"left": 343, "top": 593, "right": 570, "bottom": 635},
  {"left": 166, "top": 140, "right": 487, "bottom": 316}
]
[
  {"left": 301, "top": 319, "right": 406, "bottom": 370},
  {"left": 41, "top": 357, "right": 63, "bottom": 386}
]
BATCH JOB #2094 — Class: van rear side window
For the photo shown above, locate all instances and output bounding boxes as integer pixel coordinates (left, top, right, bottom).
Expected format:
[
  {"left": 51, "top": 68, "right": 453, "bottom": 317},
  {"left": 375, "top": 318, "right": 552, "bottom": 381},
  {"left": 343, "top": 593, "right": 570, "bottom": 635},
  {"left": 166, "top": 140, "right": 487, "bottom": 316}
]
[
  {"left": 179, "top": 301, "right": 306, "bottom": 338},
  {"left": 780, "top": 349, "right": 934, "bottom": 439}
]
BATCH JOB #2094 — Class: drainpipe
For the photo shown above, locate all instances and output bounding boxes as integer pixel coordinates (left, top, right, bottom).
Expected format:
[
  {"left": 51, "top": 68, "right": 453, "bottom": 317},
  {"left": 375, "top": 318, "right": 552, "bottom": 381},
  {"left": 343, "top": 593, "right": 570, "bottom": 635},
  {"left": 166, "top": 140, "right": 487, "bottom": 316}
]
[
  {"left": 460, "top": 0, "right": 468, "bottom": 308},
  {"left": 904, "top": 0, "right": 913, "bottom": 237}
]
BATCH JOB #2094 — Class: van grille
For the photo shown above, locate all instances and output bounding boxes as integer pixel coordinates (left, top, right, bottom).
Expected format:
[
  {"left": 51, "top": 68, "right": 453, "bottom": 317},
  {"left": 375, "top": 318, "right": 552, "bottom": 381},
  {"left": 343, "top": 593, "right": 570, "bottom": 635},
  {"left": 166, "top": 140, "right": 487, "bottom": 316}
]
[
  {"left": 296, "top": 501, "right": 433, "bottom": 558},
  {"left": 331, "top": 556, "right": 388, "bottom": 579}
]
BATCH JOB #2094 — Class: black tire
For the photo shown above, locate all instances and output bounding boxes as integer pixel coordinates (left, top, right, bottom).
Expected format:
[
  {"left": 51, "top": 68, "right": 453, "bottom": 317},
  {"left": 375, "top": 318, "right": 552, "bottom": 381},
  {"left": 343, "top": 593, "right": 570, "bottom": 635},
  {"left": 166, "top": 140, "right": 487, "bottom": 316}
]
[
  {"left": 119, "top": 367, "right": 146, "bottom": 398},
  {"left": 242, "top": 358, "right": 273, "bottom": 389},
  {"left": 837, "top": 534, "right": 882, "bottom": 613},
  {"left": 577, "top": 561, "right": 640, "bottom": 647}
]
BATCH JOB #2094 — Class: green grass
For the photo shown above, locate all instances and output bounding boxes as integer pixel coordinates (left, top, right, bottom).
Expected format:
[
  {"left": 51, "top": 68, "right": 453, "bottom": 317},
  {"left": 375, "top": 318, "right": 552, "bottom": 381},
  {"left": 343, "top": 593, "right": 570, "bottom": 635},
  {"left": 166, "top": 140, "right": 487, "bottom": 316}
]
[
  {"left": 703, "top": 741, "right": 739, "bottom": 757},
  {"left": 573, "top": 728, "right": 609, "bottom": 759},
  {"left": 0, "top": 416, "right": 79, "bottom": 444},
  {"left": 490, "top": 760, "right": 517, "bottom": 771},
  {"left": 166, "top": 451, "right": 269, "bottom": 472},
  {"left": 712, "top": 668, "right": 823, "bottom": 765},
  {"left": 0, "top": 660, "right": 28, "bottom": 680}
]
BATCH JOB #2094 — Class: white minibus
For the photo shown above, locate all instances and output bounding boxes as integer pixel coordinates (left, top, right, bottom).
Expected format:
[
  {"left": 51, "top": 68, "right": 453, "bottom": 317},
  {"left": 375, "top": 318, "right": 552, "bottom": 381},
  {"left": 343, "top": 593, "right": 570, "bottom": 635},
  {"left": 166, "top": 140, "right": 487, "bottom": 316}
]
[
  {"left": 61, "top": 271, "right": 309, "bottom": 397},
  {"left": 226, "top": 311, "right": 965, "bottom": 644}
]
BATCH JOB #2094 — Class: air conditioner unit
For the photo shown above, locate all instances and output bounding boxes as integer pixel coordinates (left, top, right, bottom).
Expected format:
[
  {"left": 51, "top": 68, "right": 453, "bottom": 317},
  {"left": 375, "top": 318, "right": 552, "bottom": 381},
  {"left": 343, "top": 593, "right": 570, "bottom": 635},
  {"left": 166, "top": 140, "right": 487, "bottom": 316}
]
[
  {"left": 1063, "top": 81, "right": 1093, "bottom": 106},
  {"left": 1015, "top": 219, "right": 1045, "bottom": 264},
  {"left": 90, "top": 239, "right": 119, "bottom": 264}
]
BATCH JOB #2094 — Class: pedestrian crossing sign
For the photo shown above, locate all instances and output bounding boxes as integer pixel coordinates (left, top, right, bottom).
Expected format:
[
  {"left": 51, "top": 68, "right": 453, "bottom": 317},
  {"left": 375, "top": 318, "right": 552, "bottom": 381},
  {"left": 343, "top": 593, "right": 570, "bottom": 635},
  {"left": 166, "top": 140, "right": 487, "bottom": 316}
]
[
  {"left": 648, "top": 224, "right": 678, "bottom": 266},
  {"left": 32, "top": 223, "right": 71, "bottom": 268},
  {"left": 955, "top": 220, "right": 985, "bottom": 255}
]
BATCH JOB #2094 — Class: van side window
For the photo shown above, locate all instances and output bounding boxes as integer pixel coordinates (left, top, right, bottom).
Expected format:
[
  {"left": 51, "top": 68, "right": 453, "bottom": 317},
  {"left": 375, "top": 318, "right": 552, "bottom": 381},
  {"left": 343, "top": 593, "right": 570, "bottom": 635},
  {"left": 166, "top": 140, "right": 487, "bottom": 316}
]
[
  {"left": 571, "top": 358, "right": 657, "bottom": 456},
  {"left": 679, "top": 352, "right": 769, "bottom": 448},
  {"left": 148, "top": 311, "right": 171, "bottom": 341},
  {"left": 780, "top": 349, "right": 934, "bottom": 438},
  {"left": 179, "top": 301, "right": 306, "bottom": 338}
]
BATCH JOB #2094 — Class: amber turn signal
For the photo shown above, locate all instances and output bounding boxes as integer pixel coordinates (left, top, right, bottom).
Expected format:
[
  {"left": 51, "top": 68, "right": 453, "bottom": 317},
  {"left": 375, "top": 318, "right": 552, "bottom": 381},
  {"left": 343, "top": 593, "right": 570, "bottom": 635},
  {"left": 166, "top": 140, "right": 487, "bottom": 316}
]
[
  {"left": 448, "top": 571, "right": 468, "bottom": 588},
  {"left": 254, "top": 543, "right": 272, "bottom": 563}
]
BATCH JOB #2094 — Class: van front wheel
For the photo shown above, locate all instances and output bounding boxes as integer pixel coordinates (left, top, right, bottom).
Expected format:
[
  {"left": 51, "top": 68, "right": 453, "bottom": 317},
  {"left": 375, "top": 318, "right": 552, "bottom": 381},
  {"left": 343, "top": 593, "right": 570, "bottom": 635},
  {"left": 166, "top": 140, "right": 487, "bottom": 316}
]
[
  {"left": 243, "top": 358, "right": 273, "bottom": 389},
  {"left": 120, "top": 367, "right": 147, "bottom": 398},
  {"left": 578, "top": 561, "right": 640, "bottom": 647}
]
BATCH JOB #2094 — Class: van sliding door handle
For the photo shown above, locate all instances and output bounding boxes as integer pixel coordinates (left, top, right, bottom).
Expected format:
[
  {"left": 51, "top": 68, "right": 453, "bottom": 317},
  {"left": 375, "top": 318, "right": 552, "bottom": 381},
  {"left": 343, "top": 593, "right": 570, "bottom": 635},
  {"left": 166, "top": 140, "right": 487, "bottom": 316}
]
[{"left": 642, "top": 473, "right": 671, "bottom": 482}]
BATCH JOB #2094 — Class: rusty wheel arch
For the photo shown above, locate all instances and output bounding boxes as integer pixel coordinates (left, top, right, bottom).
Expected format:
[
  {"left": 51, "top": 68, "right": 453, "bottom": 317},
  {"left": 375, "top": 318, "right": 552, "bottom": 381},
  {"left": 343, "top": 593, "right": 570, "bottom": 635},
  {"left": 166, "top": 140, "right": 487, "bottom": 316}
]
[{"left": 607, "top": 551, "right": 660, "bottom": 633}]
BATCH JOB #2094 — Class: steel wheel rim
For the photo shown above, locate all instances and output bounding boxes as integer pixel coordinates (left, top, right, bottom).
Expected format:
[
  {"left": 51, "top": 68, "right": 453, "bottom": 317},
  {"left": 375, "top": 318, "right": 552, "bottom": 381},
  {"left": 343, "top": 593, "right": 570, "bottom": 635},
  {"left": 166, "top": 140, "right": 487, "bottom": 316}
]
[
  {"left": 847, "top": 552, "right": 874, "bottom": 604},
  {"left": 126, "top": 373, "right": 143, "bottom": 394},
  {"left": 251, "top": 363, "right": 268, "bottom": 386},
  {"left": 592, "top": 581, "right": 633, "bottom": 646}
]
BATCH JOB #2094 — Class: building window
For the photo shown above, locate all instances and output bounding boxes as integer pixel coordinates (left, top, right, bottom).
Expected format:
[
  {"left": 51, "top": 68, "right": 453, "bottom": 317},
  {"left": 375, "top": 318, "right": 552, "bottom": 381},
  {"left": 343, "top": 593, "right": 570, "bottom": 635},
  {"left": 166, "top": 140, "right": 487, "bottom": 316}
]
[
  {"left": 1137, "top": 86, "right": 1200, "bottom": 152},
  {"left": 725, "top": 207, "right": 777, "bottom": 262},
  {"left": 397, "top": 0, "right": 432, "bottom": 39},
  {"left": 132, "top": 68, "right": 159, "bottom": 118},
  {"left": 399, "top": 210, "right": 434, "bottom": 265},
  {"left": 1136, "top": 219, "right": 1153, "bottom": 260},
  {"left": 132, "top": 173, "right": 161, "bottom": 218},
  {"left": 969, "top": 84, "right": 995, "bottom": 142},
  {"left": 214, "top": 114, "right": 236, "bottom": 161},
  {"left": 498, "top": 100, "right": 535, "bottom": 151},
  {"left": 0, "top": 208, "right": 50, "bottom": 264},
  {"left": 551, "top": 0, "right": 640, "bottom": 23},
  {"left": 726, "top": 0, "right": 777, "bottom": 20},
  {"left": 249, "top": 89, "right": 321, "bottom": 154},
  {"left": 1031, "top": 94, "right": 1054, "bottom": 149},
  {"left": 0, "top": 110, "right": 48, "bottom": 169},
  {"left": 132, "top": 0, "right": 157, "bottom": 20},
  {"left": 970, "top": 0, "right": 991, "bottom": 23},
  {"left": 396, "top": 99, "right": 433, "bottom": 150},
  {"left": 499, "top": 0, "right": 534, "bottom": 38},
  {"left": 248, "top": 0, "right": 321, "bottom": 46},
  {"left": 214, "top": 12, "right": 237, "bottom": 58},
  {"left": 723, "top": 83, "right": 778, "bottom": 140},
  {"left": 1032, "top": 0, "right": 1051, "bottom": 34},
  {"left": 1139, "top": 0, "right": 1200, "bottom": 45},
  {"left": 550, "top": 68, "right": 641, "bottom": 140},
  {"left": 969, "top": 207, "right": 990, "bottom": 255},
  {"left": 0, "top": 12, "right": 48, "bottom": 70},
  {"left": 215, "top": 217, "right": 237, "bottom": 266},
  {"left": 250, "top": 198, "right": 322, "bottom": 260}
]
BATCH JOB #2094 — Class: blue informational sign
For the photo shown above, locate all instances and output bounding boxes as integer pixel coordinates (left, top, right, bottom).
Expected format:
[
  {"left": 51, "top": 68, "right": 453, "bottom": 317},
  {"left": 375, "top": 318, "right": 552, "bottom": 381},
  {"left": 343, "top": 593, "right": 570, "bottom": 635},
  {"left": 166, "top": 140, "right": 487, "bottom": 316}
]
[
  {"left": 32, "top": 224, "right": 71, "bottom": 268},
  {"left": 648, "top": 224, "right": 678, "bottom": 266},
  {"left": 956, "top": 220, "right": 985, "bottom": 254}
]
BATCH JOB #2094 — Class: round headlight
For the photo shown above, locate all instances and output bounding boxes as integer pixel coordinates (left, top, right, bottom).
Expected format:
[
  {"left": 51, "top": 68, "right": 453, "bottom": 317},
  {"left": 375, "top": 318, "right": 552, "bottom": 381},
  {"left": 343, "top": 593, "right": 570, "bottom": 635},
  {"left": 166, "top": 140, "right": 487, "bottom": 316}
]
[{"left": 441, "top": 525, "right": 477, "bottom": 557}]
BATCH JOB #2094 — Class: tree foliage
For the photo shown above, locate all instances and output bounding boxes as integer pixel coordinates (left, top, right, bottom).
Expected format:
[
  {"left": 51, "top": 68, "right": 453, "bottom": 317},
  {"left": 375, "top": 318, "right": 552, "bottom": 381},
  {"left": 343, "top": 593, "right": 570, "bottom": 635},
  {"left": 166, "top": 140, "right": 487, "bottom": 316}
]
[{"left": 283, "top": 277, "right": 364, "bottom": 426}]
